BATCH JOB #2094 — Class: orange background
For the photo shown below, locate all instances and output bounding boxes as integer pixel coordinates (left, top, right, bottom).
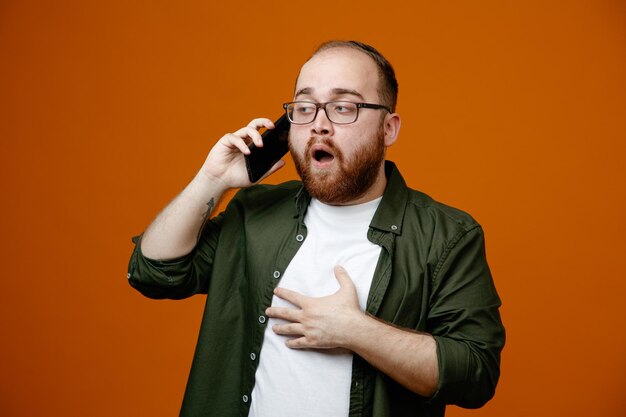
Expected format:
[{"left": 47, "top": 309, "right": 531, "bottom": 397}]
[{"left": 1, "top": 1, "right": 625, "bottom": 416}]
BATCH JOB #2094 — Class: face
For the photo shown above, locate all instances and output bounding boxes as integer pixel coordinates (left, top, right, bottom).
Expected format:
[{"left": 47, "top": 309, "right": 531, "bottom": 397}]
[{"left": 288, "top": 48, "right": 392, "bottom": 205}]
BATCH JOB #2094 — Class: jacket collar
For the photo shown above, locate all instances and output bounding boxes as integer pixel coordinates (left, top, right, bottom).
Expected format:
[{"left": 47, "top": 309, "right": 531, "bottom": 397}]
[{"left": 370, "top": 161, "right": 407, "bottom": 235}]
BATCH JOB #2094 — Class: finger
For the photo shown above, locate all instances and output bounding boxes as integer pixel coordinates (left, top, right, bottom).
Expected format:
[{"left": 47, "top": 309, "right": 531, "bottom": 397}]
[
  {"left": 265, "top": 306, "right": 302, "bottom": 322},
  {"left": 272, "top": 323, "right": 305, "bottom": 336},
  {"left": 245, "top": 118, "right": 275, "bottom": 147},
  {"left": 223, "top": 133, "right": 251, "bottom": 155},
  {"left": 232, "top": 126, "right": 264, "bottom": 148},
  {"left": 273, "top": 287, "right": 306, "bottom": 307},
  {"left": 247, "top": 117, "right": 274, "bottom": 130},
  {"left": 285, "top": 337, "right": 309, "bottom": 349},
  {"left": 333, "top": 265, "right": 355, "bottom": 289},
  {"left": 258, "top": 160, "right": 285, "bottom": 181}
]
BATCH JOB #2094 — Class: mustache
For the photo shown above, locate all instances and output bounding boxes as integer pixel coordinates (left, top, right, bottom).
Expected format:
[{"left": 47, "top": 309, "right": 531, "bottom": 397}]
[{"left": 304, "top": 137, "right": 343, "bottom": 160}]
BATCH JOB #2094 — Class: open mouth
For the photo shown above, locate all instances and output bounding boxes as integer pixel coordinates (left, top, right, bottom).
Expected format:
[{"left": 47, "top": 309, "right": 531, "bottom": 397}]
[
  {"left": 314, "top": 149, "right": 334, "bottom": 163},
  {"left": 310, "top": 143, "right": 336, "bottom": 165}
]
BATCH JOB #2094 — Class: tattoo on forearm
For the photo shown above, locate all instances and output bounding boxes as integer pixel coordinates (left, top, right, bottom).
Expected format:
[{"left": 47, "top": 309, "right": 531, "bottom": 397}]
[{"left": 197, "top": 197, "right": 215, "bottom": 241}]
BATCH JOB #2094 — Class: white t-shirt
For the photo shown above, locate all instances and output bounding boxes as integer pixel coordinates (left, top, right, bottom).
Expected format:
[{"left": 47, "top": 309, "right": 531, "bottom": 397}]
[{"left": 249, "top": 197, "right": 383, "bottom": 417}]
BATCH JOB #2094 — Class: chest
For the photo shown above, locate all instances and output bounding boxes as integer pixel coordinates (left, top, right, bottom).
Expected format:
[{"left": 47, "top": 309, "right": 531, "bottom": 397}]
[{"left": 274, "top": 220, "right": 383, "bottom": 310}]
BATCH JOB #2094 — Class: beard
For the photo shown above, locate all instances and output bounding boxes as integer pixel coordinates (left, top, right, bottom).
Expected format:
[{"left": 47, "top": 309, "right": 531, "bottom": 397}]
[{"left": 289, "top": 124, "right": 386, "bottom": 205}]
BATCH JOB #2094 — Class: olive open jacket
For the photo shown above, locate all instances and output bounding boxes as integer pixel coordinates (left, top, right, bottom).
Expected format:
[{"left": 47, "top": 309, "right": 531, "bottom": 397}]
[{"left": 128, "top": 161, "right": 505, "bottom": 417}]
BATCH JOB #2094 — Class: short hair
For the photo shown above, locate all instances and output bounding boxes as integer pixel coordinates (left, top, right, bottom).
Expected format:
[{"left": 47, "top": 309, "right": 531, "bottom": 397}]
[{"left": 311, "top": 40, "right": 399, "bottom": 112}]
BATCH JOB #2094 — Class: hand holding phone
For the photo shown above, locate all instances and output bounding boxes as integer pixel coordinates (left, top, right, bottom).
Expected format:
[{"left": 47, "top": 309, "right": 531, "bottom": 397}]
[{"left": 244, "top": 114, "right": 290, "bottom": 183}]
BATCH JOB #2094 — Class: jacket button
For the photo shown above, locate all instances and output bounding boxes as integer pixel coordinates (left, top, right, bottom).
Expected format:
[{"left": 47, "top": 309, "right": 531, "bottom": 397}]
[
  {"left": 250, "top": 352, "right": 256, "bottom": 361},
  {"left": 390, "top": 224, "right": 398, "bottom": 230},
  {"left": 242, "top": 395, "right": 249, "bottom": 403},
  {"left": 273, "top": 270, "right": 281, "bottom": 279},
  {"left": 258, "top": 315, "right": 266, "bottom": 324},
  {"left": 296, "top": 234, "right": 304, "bottom": 242}
]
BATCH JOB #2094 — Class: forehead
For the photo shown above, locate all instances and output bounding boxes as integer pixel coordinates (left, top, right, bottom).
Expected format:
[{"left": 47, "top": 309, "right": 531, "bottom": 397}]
[{"left": 295, "top": 48, "right": 380, "bottom": 100}]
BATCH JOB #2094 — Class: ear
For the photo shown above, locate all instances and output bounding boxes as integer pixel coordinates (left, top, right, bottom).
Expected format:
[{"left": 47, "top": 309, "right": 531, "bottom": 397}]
[{"left": 383, "top": 113, "right": 401, "bottom": 147}]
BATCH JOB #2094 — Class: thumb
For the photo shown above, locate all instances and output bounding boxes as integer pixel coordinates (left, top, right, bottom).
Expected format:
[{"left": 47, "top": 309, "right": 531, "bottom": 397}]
[{"left": 333, "top": 265, "right": 355, "bottom": 289}]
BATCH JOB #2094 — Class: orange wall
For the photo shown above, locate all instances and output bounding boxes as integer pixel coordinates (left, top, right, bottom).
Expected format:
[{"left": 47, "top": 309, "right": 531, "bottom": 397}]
[{"left": 1, "top": 1, "right": 625, "bottom": 416}]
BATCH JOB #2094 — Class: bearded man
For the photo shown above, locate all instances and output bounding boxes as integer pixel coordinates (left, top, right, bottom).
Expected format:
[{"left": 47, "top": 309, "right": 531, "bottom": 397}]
[{"left": 128, "top": 40, "right": 505, "bottom": 417}]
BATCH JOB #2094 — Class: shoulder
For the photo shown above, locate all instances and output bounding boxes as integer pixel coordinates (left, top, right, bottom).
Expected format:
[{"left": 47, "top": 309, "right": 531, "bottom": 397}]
[
  {"left": 399, "top": 188, "right": 488, "bottom": 278},
  {"left": 383, "top": 161, "right": 481, "bottom": 237},
  {"left": 400, "top": 187, "right": 484, "bottom": 250},
  {"left": 406, "top": 188, "right": 479, "bottom": 230},
  {"left": 227, "top": 180, "right": 303, "bottom": 216},
  {"left": 234, "top": 180, "right": 301, "bottom": 202}
]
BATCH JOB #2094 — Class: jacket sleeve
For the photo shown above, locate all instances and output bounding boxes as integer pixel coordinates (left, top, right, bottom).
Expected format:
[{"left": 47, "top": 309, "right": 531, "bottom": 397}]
[
  {"left": 427, "top": 225, "right": 505, "bottom": 408},
  {"left": 126, "top": 212, "right": 225, "bottom": 300}
]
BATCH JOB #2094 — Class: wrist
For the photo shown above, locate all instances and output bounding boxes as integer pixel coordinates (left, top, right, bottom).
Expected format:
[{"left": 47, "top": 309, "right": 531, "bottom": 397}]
[
  {"left": 194, "top": 170, "right": 230, "bottom": 196},
  {"left": 340, "top": 310, "right": 374, "bottom": 350}
]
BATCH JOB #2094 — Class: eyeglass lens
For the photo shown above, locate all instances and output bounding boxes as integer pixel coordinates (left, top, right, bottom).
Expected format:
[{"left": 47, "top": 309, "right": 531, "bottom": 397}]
[{"left": 286, "top": 102, "right": 359, "bottom": 124}]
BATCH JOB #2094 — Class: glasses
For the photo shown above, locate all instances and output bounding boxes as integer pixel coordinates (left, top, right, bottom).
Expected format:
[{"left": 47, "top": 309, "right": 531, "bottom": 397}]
[{"left": 283, "top": 101, "right": 391, "bottom": 125}]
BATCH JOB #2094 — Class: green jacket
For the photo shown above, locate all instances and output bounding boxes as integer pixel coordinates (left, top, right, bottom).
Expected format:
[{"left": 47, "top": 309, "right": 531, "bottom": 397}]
[{"left": 128, "top": 161, "right": 505, "bottom": 417}]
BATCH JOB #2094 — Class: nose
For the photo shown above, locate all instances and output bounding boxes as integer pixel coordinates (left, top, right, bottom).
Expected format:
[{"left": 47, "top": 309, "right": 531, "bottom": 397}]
[{"left": 311, "top": 105, "right": 334, "bottom": 136}]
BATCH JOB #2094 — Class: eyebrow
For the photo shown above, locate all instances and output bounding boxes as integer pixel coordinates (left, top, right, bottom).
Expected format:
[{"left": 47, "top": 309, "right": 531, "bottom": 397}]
[{"left": 294, "top": 87, "right": 365, "bottom": 101}]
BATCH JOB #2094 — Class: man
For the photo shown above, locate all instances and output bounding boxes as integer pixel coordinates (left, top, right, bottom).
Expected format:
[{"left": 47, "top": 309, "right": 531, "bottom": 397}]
[{"left": 128, "top": 40, "right": 505, "bottom": 417}]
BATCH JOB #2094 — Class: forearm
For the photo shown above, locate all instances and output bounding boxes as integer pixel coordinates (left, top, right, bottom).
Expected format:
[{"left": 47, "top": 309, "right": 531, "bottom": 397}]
[
  {"left": 140, "top": 172, "right": 228, "bottom": 260},
  {"left": 345, "top": 314, "right": 439, "bottom": 397},
  {"left": 138, "top": 118, "right": 284, "bottom": 260}
]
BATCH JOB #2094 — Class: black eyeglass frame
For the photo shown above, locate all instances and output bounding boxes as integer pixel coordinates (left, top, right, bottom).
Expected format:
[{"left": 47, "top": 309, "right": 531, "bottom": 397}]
[{"left": 282, "top": 101, "right": 392, "bottom": 125}]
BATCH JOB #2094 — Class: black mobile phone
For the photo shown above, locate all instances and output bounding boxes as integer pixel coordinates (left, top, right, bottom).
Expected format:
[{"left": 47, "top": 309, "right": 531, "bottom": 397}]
[{"left": 244, "top": 114, "right": 291, "bottom": 183}]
